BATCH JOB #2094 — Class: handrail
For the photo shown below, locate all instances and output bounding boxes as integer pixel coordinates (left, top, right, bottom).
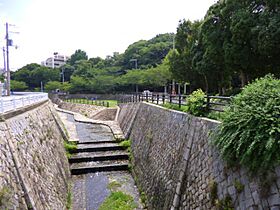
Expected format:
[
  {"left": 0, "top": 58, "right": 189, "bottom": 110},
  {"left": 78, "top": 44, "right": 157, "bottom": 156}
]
[{"left": 0, "top": 93, "right": 49, "bottom": 113}]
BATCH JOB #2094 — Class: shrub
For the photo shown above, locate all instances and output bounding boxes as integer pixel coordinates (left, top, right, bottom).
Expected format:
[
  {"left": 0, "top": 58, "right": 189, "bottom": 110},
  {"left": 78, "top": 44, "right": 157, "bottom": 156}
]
[
  {"left": 212, "top": 75, "right": 280, "bottom": 173},
  {"left": 185, "top": 89, "right": 206, "bottom": 116}
]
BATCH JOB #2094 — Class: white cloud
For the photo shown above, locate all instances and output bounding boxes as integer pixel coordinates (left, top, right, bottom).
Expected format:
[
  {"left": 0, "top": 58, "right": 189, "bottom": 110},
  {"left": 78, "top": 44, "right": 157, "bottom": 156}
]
[{"left": 1, "top": 0, "right": 215, "bottom": 70}]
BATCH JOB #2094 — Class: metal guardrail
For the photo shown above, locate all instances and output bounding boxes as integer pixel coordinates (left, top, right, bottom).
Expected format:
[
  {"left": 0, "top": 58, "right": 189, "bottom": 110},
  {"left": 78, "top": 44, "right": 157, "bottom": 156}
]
[{"left": 0, "top": 92, "right": 49, "bottom": 113}]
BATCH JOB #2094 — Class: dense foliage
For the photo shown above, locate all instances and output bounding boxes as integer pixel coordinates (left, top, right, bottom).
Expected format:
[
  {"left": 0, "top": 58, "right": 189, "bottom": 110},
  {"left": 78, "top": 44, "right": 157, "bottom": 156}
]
[
  {"left": 11, "top": 34, "right": 173, "bottom": 93},
  {"left": 169, "top": 0, "right": 280, "bottom": 94},
  {"left": 212, "top": 75, "right": 280, "bottom": 173},
  {"left": 11, "top": 63, "right": 60, "bottom": 90},
  {"left": 10, "top": 0, "right": 280, "bottom": 94},
  {"left": 10, "top": 80, "right": 28, "bottom": 91}
]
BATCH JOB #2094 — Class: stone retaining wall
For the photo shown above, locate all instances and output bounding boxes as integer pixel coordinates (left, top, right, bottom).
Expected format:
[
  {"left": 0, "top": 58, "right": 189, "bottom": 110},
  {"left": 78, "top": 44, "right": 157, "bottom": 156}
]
[
  {"left": 0, "top": 101, "right": 70, "bottom": 209},
  {"left": 118, "top": 102, "right": 280, "bottom": 210},
  {"left": 53, "top": 96, "right": 118, "bottom": 122},
  {"left": 56, "top": 93, "right": 132, "bottom": 101}
]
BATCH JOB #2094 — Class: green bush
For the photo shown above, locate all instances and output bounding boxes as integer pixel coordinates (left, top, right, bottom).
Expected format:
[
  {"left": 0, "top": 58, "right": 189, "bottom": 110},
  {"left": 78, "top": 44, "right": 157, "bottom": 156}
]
[
  {"left": 185, "top": 89, "right": 206, "bottom": 116},
  {"left": 212, "top": 75, "right": 280, "bottom": 173}
]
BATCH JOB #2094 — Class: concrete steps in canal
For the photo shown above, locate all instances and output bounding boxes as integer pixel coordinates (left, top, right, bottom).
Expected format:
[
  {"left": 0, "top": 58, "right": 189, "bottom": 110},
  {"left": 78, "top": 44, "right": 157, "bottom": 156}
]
[{"left": 69, "top": 141, "right": 129, "bottom": 175}]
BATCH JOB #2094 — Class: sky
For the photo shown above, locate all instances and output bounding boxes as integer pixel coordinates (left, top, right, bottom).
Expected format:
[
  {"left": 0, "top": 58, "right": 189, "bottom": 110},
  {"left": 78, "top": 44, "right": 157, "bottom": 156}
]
[{"left": 0, "top": 0, "right": 216, "bottom": 70}]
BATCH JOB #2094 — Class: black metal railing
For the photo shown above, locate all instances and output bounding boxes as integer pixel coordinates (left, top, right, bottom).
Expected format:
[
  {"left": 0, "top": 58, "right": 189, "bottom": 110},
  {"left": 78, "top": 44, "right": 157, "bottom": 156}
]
[{"left": 119, "top": 93, "right": 231, "bottom": 112}]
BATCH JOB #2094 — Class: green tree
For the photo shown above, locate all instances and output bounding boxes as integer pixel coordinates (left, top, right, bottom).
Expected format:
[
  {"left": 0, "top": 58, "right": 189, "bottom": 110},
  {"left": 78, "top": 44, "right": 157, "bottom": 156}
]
[
  {"left": 10, "top": 80, "right": 28, "bottom": 91},
  {"left": 121, "top": 33, "right": 173, "bottom": 69},
  {"left": 68, "top": 49, "right": 88, "bottom": 66},
  {"left": 45, "top": 81, "right": 71, "bottom": 92},
  {"left": 29, "top": 67, "right": 60, "bottom": 88},
  {"left": 69, "top": 76, "right": 91, "bottom": 93},
  {"left": 45, "top": 81, "right": 62, "bottom": 92},
  {"left": 12, "top": 64, "right": 60, "bottom": 89}
]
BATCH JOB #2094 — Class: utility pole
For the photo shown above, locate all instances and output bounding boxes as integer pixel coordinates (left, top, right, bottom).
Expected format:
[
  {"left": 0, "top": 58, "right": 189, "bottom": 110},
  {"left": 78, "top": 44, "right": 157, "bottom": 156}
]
[
  {"left": 61, "top": 67, "right": 65, "bottom": 83},
  {"left": 5, "top": 23, "right": 11, "bottom": 96},
  {"left": 2, "top": 47, "right": 6, "bottom": 74}
]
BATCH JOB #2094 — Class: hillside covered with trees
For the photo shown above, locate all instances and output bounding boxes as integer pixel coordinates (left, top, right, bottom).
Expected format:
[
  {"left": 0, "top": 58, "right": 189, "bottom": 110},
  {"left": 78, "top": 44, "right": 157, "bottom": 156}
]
[{"left": 11, "top": 0, "right": 279, "bottom": 95}]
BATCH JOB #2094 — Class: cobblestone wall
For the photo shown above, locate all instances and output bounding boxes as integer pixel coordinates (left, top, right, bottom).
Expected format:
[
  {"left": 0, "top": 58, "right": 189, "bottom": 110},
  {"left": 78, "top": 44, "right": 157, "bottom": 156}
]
[
  {"left": 0, "top": 101, "right": 70, "bottom": 209},
  {"left": 0, "top": 123, "right": 28, "bottom": 209},
  {"left": 117, "top": 103, "right": 140, "bottom": 139},
  {"left": 118, "top": 102, "right": 280, "bottom": 210}
]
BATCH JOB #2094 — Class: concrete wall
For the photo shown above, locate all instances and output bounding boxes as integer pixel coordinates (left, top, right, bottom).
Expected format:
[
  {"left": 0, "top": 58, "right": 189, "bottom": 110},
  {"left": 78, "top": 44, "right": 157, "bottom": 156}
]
[
  {"left": 118, "top": 102, "right": 280, "bottom": 210},
  {"left": 0, "top": 101, "right": 70, "bottom": 209}
]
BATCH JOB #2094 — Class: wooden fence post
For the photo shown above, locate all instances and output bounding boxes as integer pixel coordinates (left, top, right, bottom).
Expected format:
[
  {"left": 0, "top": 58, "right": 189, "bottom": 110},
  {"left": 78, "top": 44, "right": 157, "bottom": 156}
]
[
  {"left": 206, "top": 95, "right": 210, "bottom": 112},
  {"left": 157, "top": 94, "right": 159, "bottom": 105},
  {"left": 179, "top": 95, "right": 182, "bottom": 108}
]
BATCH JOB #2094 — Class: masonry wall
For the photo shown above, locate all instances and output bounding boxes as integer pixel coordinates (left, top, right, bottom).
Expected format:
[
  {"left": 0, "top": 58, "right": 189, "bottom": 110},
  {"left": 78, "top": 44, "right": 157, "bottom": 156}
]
[
  {"left": 118, "top": 102, "right": 280, "bottom": 210},
  {"left": 0, "top": 101, "right": 70, "bottom": 209}
]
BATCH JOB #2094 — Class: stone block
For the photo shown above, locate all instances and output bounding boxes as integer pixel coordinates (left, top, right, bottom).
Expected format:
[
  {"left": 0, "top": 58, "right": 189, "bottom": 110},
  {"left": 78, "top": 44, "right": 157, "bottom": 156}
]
[
  {"left": 245, "top": 198, "right": 255, "bottom": 209},
  {"left": 252, "top": 191, "right": 260, "bottom": 205},
  {"left": 268, "top": 194, "right": 280, "bottom": 206},
  {"left": 228, "top": 185, "right": 236, "bottom": 196}
]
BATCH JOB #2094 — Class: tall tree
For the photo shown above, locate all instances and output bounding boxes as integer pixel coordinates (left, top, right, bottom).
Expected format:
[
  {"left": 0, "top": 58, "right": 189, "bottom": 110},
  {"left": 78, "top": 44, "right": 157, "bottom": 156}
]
[{"left": 68, "top": 49, "right": 88, "bottom": 65}]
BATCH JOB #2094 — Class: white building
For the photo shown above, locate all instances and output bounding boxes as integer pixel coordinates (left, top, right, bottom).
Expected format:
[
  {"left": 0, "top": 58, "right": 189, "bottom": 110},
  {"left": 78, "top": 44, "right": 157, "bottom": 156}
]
[{"left": 41, "top": 52, "right": 70, "bottom": 68}]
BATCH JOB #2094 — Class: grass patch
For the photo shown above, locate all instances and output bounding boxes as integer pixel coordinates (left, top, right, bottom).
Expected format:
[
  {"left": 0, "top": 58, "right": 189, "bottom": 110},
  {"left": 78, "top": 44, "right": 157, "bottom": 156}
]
[
  {"left": 207, "top": 111, "right": 224, "bottom": 121},
  {"left": 119, "top": 140, "right": 131, "bottom": 148},
  {"left": 99, "top": 191, "right": 137, "bottom": 210},
  {"left": 108, "top": 181, "right": 122, "bottom": 191},
  {"left": 64, "top": 141, "right": 77, "bottom": 158},
  {"left": 161, "top": 103, "right": 187, "bottom": 112},
  {"left": 65, "top": 98, "right": 118, "bottom": 107}
]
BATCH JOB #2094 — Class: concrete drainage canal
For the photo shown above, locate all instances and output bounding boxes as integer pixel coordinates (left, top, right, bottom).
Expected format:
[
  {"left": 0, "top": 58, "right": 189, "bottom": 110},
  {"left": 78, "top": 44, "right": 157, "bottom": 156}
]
[{"left": 58, "top": 112, "right": 144, "bottom": 210}]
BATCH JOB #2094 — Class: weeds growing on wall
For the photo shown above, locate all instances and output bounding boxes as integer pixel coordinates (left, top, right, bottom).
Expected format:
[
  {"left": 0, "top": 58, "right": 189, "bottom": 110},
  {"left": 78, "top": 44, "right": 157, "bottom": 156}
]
[
  {"left": 64, "top": 141, "right": 77, "bottom": 158},
  {"left": 212, "top": 75, "right": 280, "bottom": 174},
  {"left": 0, "top": 186, "right": 10, "bottom": 207},
  {"left": 119, "top": 139, "right": 133, "bottom": 171}
]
